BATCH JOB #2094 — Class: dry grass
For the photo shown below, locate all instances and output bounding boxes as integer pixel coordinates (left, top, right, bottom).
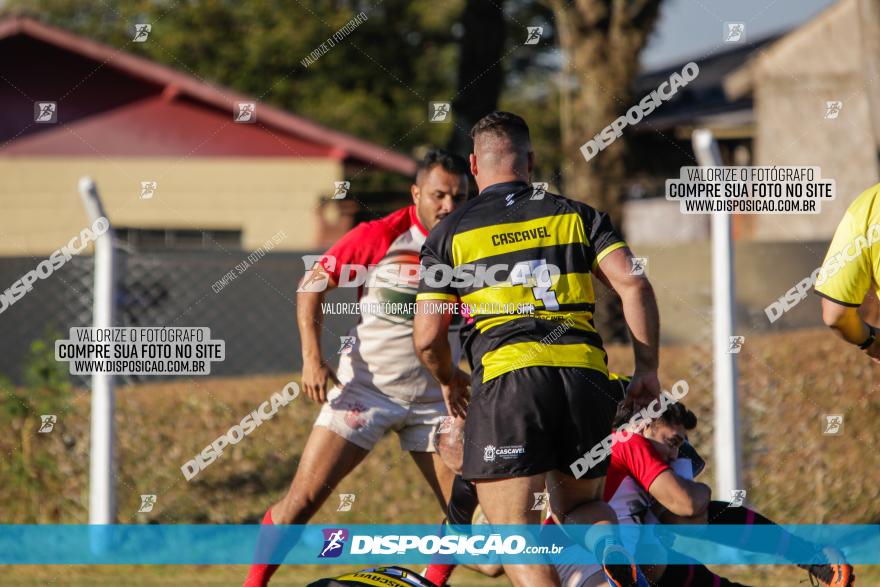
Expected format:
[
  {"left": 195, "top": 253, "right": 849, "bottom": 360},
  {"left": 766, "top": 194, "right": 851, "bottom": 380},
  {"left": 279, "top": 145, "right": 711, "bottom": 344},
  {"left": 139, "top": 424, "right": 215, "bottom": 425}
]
[{"left": 2, "top": 328, "right": 879, "bottom": 584}]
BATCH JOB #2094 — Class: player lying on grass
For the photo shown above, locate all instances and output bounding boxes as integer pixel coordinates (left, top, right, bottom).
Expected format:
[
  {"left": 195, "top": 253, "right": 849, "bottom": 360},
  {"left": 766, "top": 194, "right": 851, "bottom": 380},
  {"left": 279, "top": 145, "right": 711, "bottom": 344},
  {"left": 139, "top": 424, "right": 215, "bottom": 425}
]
[
  {"left": 602, "top": 399, "right": 854, "bottom": 587},
  {"left": 243, "top": 150, "right": 469, "bottom": 586},
  {"left": 425, "top": 385, "right": 854, "bottom": 587}
]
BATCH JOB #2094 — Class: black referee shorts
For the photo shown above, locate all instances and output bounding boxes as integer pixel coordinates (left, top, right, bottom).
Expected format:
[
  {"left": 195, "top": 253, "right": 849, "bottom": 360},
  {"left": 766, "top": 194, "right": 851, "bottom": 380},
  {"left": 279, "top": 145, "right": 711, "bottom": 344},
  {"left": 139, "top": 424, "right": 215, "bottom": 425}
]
[{"left": 461, "top": 366, "right": 624, "bottom": 481}]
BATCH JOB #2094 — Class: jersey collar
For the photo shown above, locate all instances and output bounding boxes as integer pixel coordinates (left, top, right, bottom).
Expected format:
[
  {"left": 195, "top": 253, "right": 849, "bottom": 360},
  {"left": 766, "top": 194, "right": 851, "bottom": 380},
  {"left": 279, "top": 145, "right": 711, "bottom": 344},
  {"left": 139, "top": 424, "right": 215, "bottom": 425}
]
[
  {"left": 480, "top": 180, "right": 530, "bottom": 197},
  {"left": 409, "top": 205, "right": 428, "bottom": 236}
]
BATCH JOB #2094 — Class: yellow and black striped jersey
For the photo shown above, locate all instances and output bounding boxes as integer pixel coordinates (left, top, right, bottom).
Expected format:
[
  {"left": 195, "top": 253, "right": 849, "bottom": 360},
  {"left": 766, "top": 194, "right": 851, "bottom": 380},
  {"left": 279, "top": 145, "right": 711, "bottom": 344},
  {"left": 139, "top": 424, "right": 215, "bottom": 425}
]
[{"left": 417, "top": 180, "right": 627, "bottom": 383}]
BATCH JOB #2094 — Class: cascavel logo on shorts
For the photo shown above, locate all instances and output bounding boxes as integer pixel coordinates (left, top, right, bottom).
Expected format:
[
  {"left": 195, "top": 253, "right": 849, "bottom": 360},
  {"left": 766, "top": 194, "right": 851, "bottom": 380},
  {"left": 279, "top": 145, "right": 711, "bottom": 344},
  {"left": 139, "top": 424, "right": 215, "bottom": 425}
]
[
  {"left": 496, "top": 445, "right": 525, "bottom": 460},
  {"left": 483, "top": 444, "right": 524, "bottom": 462}
]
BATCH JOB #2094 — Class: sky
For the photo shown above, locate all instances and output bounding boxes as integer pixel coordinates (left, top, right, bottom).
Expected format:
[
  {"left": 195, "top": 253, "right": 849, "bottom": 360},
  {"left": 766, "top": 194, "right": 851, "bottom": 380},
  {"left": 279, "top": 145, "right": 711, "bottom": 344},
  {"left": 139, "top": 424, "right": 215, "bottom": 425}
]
[{"left": 642, "top": 0, "right": 838, "bottom": 69}]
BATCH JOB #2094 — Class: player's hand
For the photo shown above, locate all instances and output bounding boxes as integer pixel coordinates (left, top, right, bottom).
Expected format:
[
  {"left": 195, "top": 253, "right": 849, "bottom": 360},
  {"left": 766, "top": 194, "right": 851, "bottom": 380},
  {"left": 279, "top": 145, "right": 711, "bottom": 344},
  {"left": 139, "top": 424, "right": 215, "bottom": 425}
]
[
  {"left": 441, "top": 368, "right": 471, "bottom": 419},
  {"left": 864, "top": 337, "right": 880, "bottom": 363},
  {"left": 625, "top": 371, "right": 661, "bottom": 412},
  {"left": 301, "top": 358, "right": 339, "bottom": 403}
]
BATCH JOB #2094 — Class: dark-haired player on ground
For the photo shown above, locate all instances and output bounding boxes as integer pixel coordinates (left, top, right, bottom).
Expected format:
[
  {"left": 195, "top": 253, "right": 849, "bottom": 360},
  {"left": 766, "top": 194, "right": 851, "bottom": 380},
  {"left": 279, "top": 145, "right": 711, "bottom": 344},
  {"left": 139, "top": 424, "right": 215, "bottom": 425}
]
[
  {"left": 551, "top": 401, "right": 750, "bottom": 587},
  {"left": 244, "top": 150, "right": 469, "bottom": 586},
  {"left": 595, "top": 400, "right": 855, "bottom": 587},
  {"left": 414, "top": 111, "right": 660, "bottom": 587}
]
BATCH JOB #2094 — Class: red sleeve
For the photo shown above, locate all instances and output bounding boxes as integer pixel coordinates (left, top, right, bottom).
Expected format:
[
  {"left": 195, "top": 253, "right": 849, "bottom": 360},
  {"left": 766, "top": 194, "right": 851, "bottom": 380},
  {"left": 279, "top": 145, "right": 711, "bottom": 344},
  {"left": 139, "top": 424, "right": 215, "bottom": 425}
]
[
  {"left": 613, "top": 434, "right": 670, "bottom": 492},
  {"left": 319, "top": 220, "right": 395, "bottom": 285}
]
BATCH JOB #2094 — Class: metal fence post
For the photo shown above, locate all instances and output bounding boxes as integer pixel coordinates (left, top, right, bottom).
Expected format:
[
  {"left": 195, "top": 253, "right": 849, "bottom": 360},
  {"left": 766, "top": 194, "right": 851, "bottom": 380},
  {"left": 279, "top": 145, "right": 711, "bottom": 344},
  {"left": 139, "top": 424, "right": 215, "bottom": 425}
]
[{"left": 78, "top": 176, "right": 117, "bottom": 526}]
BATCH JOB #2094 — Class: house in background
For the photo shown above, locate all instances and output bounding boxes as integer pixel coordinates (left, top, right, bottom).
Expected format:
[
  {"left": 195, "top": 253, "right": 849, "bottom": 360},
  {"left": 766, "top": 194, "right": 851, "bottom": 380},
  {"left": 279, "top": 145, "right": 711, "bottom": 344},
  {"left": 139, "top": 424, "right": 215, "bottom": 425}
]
[
  {"left": 0, "top": 16, "right": 415, "bottom": 256},
  {"left": 622, "top": 33, "right": 780, "bottom": 245},
  {"left": 623, "top": 0, "right": 880, "bottom": 247},
  {"left": 608, "top": 0, "right": 880, "bottom": 340},
  {"left": 725, "top": 0, "right": 880, "bottom": 242}
]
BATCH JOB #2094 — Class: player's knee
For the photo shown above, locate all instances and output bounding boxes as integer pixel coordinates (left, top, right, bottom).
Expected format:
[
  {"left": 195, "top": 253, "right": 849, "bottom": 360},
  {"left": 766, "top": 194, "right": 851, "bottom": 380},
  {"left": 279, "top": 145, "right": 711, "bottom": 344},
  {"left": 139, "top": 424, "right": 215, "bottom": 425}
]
[{"left": 482, "top": 564, "right": 504, "bottom": 578}]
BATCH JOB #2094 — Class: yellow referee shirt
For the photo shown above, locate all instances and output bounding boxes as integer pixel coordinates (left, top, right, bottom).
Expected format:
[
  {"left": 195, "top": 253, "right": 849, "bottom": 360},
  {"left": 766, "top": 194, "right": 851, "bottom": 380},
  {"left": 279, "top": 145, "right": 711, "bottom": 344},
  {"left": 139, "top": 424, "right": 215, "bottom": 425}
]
[{"left": 815, "top": 182, "right": 880, "bottom": 307}]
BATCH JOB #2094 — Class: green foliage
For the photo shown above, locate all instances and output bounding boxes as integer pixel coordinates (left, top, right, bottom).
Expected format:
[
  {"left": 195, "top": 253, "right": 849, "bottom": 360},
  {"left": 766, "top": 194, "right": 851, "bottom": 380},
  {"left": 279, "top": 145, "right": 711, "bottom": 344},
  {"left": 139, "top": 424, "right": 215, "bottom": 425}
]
[
  {"left": 0, "top": 328, "right": 74, "bottom": 521},
  {"left": 22, "top": 329, "right": 72, "bottom": 413},
  {"left": 0, "top": 372, "right": 22, "bottom": 420},
  {"left": 0, "top": 328, "right": 71, "bottom": 423}
]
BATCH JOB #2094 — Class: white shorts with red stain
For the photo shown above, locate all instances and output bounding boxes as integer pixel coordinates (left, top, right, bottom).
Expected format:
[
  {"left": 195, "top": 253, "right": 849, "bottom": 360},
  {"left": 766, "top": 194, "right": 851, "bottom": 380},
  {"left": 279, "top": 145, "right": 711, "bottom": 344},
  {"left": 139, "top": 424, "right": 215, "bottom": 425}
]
[{"left": 314, "top": 383, "right": 447, "bottom": 452}]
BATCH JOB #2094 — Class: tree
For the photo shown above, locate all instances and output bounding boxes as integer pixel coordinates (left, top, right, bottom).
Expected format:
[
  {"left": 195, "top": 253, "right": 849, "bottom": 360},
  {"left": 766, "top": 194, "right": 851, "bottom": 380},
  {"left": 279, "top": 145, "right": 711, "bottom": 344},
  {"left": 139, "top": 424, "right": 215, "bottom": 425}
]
[
  {"left": 446, "top": 0, "right": 506, "bottom": 157},
  {"left": 550, "top": 0, "right": 664, "bottom": 224}
]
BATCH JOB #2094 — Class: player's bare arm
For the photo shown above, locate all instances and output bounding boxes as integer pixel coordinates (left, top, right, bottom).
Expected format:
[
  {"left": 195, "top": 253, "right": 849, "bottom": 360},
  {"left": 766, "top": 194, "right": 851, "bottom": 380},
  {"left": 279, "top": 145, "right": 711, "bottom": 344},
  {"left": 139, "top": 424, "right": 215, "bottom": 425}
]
[
  {"left": 297, "top": 263, "right": 340, "bottom": 403},
  {"left": 820, "top": 297, "right": 880, "bottom": 361},
  {"left": 413, "top": 301, "right": 470, "bottom": 418},
  {"left": 648, "top": 470, "right": 711, "bottom": 518},
  {"left": 594, "top": 246, "right": 661, "bottom": 408}
]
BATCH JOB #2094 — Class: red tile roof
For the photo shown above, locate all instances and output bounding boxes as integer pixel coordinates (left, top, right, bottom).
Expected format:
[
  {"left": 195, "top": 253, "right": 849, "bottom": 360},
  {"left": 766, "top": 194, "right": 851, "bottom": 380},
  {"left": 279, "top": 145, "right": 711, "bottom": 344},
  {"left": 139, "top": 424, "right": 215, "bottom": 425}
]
[{"left": 0, "top": 16, "right": 416, "bottom": 174}]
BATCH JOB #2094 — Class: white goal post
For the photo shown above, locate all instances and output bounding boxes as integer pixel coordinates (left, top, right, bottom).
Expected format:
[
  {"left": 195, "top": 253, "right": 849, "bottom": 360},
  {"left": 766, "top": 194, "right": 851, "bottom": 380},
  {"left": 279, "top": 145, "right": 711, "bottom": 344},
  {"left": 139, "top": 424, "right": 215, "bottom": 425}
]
[
  {"left": 78, "top": 176, "right": 117, "bottom": 525},
  {"left": 691, "top": 130, "right": 743, "bottom": 501}
]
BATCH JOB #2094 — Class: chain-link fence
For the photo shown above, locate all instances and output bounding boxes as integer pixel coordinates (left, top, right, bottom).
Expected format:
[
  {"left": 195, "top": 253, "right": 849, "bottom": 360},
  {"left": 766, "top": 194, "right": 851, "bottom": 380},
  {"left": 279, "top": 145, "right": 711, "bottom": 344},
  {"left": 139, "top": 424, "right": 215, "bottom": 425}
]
[{"left": 0, "top": 247, "right": 358, "bottom": 386}]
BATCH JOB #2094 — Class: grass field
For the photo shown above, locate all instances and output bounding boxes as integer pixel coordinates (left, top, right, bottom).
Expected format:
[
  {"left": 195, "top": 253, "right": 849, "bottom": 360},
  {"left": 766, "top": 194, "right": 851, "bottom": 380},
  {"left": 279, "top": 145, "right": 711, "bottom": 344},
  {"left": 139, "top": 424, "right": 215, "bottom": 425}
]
[{"left": 2, "top": 327, "right": 879, "bottom": 585}]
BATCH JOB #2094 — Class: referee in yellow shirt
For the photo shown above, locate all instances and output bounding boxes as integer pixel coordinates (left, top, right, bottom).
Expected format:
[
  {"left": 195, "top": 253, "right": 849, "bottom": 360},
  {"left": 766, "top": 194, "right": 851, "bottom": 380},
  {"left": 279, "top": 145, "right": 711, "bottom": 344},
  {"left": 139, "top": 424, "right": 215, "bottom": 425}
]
[{"left": 815, "top": 183, "right": 880, "bottom": 361}]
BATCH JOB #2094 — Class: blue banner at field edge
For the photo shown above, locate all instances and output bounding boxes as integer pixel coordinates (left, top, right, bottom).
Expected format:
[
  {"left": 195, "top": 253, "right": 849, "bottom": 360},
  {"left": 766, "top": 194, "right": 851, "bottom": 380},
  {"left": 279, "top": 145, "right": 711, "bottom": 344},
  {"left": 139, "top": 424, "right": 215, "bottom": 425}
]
[{"left": 0, "top": 524, "right": 876, "bottom": 565}]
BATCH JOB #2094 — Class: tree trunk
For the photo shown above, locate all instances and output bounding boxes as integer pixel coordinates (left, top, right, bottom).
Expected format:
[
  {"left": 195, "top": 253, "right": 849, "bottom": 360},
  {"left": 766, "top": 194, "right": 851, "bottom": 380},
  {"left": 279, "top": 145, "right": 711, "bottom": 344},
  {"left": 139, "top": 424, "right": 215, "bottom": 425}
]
[
  {"left": 551, "top": 0, "right": 664, "bottom": 341},
  {"left": 447, "top": 0, "right": 507, "bottom": 157},
  {"left": 551, "top": 0, "right": 663, "bottom": 224}
]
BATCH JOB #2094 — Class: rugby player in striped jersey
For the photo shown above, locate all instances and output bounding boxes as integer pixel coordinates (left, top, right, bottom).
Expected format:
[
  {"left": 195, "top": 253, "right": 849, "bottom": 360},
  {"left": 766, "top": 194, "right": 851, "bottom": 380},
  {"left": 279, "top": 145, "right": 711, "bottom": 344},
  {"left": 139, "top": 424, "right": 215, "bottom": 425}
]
[{"left": 414, "top": 112, "right": 660, "bottom": 587}]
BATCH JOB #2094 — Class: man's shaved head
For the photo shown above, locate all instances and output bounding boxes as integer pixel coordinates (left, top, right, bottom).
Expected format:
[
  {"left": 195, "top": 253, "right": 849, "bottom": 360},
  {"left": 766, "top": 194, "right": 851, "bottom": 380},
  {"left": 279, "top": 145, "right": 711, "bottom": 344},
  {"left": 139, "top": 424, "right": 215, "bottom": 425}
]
[
  {"left": 469, "top": 111, "right": 533, "bottom": 189},
  {"left": 471, "top": 111, "right": 531, "bottom": 168}
]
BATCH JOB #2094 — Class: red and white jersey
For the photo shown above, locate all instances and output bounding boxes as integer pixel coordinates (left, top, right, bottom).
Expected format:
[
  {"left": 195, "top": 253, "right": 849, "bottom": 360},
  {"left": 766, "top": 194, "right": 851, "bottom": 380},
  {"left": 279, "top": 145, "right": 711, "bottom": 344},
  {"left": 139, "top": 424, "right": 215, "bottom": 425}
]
[
  {"left": 604, "top": 432, "right": 671, "bottom": 526},
  {"left": 549, "top": 435, "right": 686, "bottom": 586},
  {"left": 319, "top": 205, "right": 462, "bottom": 403}
]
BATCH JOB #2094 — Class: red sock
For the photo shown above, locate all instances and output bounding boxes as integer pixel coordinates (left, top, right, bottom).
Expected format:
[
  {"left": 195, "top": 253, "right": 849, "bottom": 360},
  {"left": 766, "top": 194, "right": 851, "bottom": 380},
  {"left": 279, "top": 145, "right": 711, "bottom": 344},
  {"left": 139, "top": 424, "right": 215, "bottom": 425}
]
[
  {"left": 243, "top": 509, "right": 280, "bottom": 587},
  {"left": 424, "top": 563, "right": 456, "bottom": 586}
]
